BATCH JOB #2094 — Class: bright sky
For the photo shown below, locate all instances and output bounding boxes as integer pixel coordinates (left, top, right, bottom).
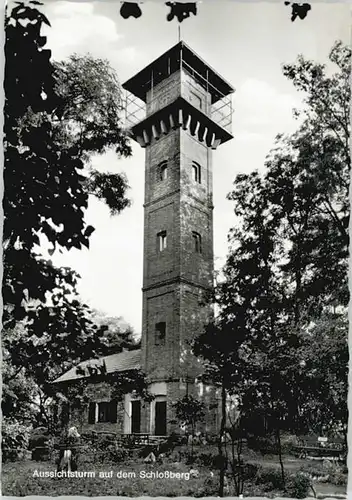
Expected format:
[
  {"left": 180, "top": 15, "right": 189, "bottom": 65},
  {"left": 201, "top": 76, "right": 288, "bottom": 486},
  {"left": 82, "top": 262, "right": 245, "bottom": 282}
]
[{"left": 39, "top": 1, "right": 350, "bottom": 332}]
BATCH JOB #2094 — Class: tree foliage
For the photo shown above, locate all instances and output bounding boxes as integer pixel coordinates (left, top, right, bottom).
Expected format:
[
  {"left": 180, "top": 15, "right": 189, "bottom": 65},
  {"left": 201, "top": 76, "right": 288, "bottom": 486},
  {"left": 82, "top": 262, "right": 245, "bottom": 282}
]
[
  {"left": 224, "top": 40, "right": 349, "bottom": 434},
  {"left": 173, "top": 394, "right": 205, "bottom": 432},
  {"left": 194, "top": 41, "right": 350, "bottom": 494},
  {"left": 4, "top": 2, "right": 131, "bottom": 326},
  {"left": 3, "top": 1, "right": 142, "bottom": 428},
  {"left": 87, "top": 310, "right": 140, "bottom": 355}
]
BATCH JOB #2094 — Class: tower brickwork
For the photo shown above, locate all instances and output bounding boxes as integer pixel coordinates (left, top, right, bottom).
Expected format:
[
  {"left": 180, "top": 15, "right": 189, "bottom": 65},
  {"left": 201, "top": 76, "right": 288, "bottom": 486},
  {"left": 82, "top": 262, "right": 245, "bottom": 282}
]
[{"left": 123, "top": 42, "right": 234, "bottom": 435}]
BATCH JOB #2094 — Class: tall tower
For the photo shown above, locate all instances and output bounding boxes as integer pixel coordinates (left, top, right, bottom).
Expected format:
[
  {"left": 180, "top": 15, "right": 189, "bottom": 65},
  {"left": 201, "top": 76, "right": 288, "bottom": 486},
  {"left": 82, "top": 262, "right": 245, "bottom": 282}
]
[{"left": 123, "top": 42, "right": 234, "bottom": 435}]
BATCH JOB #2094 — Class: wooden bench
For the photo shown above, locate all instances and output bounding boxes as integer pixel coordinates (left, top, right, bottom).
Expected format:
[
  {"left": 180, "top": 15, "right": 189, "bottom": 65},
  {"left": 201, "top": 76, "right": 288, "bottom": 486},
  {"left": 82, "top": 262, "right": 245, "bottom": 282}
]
[
  {"left": 54, "top": 443, "right": 86, "bottom": 451},
  {"left": 79, "top": 432, "right": 170, "bottom": 454},
  {"left": 121, "top": 433, "right": 168, "bottom": 449},
  {"left": 292, "top": 436, "right": 346, "bottom": 461}
]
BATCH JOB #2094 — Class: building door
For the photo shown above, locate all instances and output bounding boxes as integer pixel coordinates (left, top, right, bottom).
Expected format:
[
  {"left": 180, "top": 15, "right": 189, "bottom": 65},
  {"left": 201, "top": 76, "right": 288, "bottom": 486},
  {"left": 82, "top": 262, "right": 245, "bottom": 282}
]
[
  {"left": 155, "top": 401, "right": 167, "bottom": 436},
  {"left": 131, "top": 400, "right": 141, "bottom": 434}
]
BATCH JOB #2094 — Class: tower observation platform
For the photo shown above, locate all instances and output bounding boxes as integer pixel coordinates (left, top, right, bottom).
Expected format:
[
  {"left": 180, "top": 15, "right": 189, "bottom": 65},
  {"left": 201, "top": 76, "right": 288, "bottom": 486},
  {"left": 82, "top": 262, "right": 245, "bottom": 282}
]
[{"left": 123, "top": 41, "right": 234, "bottom": 149}]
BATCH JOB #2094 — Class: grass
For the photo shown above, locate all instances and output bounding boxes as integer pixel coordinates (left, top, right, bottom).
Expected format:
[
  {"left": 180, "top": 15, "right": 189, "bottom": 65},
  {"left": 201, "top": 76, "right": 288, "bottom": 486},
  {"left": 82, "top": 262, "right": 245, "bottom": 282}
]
[
  {"left": 2, "top": 460, "right": 218, "bottom": 497},
  {"left": 2, "top": 447, "right": 347, "bottom": 497}
]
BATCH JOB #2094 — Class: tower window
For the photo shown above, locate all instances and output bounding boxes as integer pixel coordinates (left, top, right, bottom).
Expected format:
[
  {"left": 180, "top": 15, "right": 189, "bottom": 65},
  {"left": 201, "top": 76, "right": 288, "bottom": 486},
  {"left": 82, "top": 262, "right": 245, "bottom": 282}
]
[
  {"left": 192, "top": 232, "right": 202, "bottom": 253},
  {"left": 159, "top": 161, "right": 168, "bottom": 181},
  {"left": 157, "top": 231, "right": 167, "bottom": 252},
  {"left": 155, "top": 322, "right": 166, "bottom": 346},
  {"left": 192, "top": 162, "right": 201, "bottom": 184}
]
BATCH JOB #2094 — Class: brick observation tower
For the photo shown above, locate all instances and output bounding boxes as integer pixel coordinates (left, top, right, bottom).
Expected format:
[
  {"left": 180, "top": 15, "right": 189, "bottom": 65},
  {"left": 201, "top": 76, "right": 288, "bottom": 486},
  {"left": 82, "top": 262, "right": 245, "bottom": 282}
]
[{"left": 123, "top": 41, "right": 234, "bottom": 436}]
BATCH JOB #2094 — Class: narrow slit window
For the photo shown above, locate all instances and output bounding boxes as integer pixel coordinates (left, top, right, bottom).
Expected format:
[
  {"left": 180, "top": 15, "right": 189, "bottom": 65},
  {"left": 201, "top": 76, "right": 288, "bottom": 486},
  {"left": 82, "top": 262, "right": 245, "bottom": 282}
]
[
  {"left": 155, "top": 322, "right": 166, "bottom": 346},
  {"left": 157, "top": 231, "right": 167, "bottom": 252},
  {"left": 159, "top": 161, "right": 168, "bottom": 181},
  {"left": 192, "top": 231, "right": 202, "bottom": 254},
  {"left": 192, "top": 162, "right": 201, "bottom": 184}
]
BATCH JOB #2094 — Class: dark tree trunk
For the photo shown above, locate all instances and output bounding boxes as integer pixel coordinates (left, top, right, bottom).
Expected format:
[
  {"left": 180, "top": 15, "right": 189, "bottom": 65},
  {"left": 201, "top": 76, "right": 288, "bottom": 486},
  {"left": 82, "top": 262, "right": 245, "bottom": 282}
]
[
  {"left": 237, "top": 433, "right": 244, "bottom": 495},
  {"left": 191, "top": 423, "right": 194, "bottom": 459},
  {"left": 218, "top": 381, "right": 227, "bottom": 497},
  {"left": 275, "top": 424, "right": 285, "bottom": 487}
]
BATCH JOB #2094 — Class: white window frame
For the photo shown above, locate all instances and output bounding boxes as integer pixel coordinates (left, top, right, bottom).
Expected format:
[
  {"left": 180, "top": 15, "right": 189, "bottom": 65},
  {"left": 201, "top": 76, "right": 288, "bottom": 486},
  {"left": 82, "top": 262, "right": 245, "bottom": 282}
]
[
  {"left": 157, "top": 231, "right": 167, "bottom": 252},
  {"left": 159, "top": 161, "right": 168, "bottom": 181},
  {"left": 192, "top": 162, "right": 201, "bottom": 184},
  {"left": 192, "top": 231, "right": 202, "bottom": 253}
]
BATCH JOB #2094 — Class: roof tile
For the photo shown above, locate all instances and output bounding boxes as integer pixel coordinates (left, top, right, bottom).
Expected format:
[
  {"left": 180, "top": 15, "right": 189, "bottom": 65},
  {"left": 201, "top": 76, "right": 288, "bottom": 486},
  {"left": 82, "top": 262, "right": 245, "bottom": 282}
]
[{"left": 53, "top": 349, "right": 141, "bottom": 383}]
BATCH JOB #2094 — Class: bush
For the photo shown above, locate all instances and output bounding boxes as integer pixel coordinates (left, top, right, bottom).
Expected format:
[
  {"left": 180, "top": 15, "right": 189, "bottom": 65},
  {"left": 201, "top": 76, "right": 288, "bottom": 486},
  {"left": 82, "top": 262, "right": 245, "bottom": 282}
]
[
  {"left": 254, "top": 467, "right": 312, "bottom": 498},
  {"left": 167, "top": 448, "right": 193, "bottom": 464},
  {"left": 193, "top": 475, "right": 218, "bottom": 497},
  {"left": 299, "top": 459, "right": 347, "bottom": 485},
  {"left": 285, "top": 473, "right": 312, "bottom": 499},
  {"left": 167, "top": 432, "right": 183, "bottom": 446},
  {"left": 105, "top": 446, "right": 129, "bottom": 463},
  {"left": 205, "top": 434, "right": 218, "bottom": 445},
  {"left": 280, "top": 434, "right": 299, "bottom": 454},
  {"left": 255, "top": 466, "right": 284, "bottom": 490},
  {"left": 79, "top": 450, "right": 94, "bottom": 465},
  {"left": 29, "top": 427, "right": 52, "bottom": 460},
  {"left": 2, "top": 419, "right": 31, "bottom": 462},
  {"left": 243, "top": 462, "right": 260, "bottom": 480},
  {"left": 328, "top": 466, "right": 348, "bottom": 486},
  {"left": 298, "top": 461, "right": 328, "bottom": 477},
  {"left": 96, "top": 440, "right": 130, "bottom": 464},
  {"left": 80, "top": 433, "right": 131, "bottom": 464},
  {"left": 247, "top": 435, "right": 278, "bottom": 455},
  {"left": 139, "top": 444, "right": 157, "bottom": 459},
  {"left": 211, "top": 453, "right": 228, "bottom": 470},
  {"left": 194, "top": 452, "right": 215, "bottom": 467}
]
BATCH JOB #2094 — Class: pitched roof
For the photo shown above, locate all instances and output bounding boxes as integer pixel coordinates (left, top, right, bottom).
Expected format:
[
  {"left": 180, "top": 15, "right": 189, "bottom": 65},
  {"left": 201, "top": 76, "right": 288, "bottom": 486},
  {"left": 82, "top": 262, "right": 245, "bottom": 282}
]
[
  {"left": 123, "top": 40, "right": 234, "bottom": 104},
  {"left": 53, "top": 349, "right": 141, "bottom": 384}
]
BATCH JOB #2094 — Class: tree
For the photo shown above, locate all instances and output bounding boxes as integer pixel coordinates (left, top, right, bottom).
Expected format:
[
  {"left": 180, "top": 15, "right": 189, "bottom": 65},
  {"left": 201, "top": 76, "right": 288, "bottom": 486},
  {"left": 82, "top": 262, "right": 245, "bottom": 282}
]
[
  {"left": 193, "top": 321, "right": 246, "bottom": 496},
  {"left": 4, "top": 2, "right": 131, "bottom": 330},
  {"left": 172, "top": 395, "right": 205, "bottom": 456},
  {"left": 223, "top": 40, "right": 350, "bottom": 440},
  {"left": 2, "top": 311, "right": 139, "bottom": 430},
  {"left": 298, "top": 313, "right": 348, "bottom": 439},
  {"left": 216, "top": 185, "right": 289, "bottom": 486},
  {"left": 53, "top": 54, "right": 131, "bottom": 215},
  {"left": 3, "top": 1, "right": 142, "bottom": 427},
  {"left": 87, "top": 310, "right": 140, "bottom": 355},
  {"left": 270, "top": 40, "right": 350, "bottom": 315},
  {"left": 194, "top": 41, "right": 350, "bottom": 496}
]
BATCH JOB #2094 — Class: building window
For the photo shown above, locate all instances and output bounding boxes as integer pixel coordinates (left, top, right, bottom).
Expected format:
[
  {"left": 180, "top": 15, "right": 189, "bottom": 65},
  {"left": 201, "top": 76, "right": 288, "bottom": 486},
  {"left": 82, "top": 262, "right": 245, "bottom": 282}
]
[
  {"left": 88, "top": 401, "right": 117, "bottom": 424},
  {"left": 192, "top": 231, "right": 202, "bottom": 253},
  {"left": 155, "top": 322, "right": 166, "bottom": 346},
  {"left": 131, "top": 400, "right": 141, "bottom": 434},
  {"left": 88, "top": 402, "right": 96, "bottom": 424},
  {"left": 98, "top": 402, "right": 110, "bottom": 423},
  {"left": 157, "top": 231, "right": 167, "bottom": 252},
  {"left": 159, "top": 161, "right": 168, "bottom": 181},
  {"left": 192, "top": 162, "right": 201, "bottom": 183}
]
